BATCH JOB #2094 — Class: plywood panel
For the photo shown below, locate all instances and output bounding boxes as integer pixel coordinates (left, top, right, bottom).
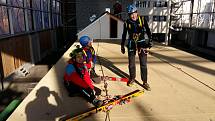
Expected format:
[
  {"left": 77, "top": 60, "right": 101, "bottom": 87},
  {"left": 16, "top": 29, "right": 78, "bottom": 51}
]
[
  {"left": 12, "top": 36, "right": 31, "bottom": 69},
  {"left": 0, "top": 35, "right": 31, "bottom": 77},
  {"left": 0, "top": 40, "right": 15, "bottom": 76}
]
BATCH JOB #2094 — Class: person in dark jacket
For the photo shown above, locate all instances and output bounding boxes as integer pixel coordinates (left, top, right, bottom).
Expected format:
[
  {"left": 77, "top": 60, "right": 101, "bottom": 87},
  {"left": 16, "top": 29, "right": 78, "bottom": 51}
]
[
  {"left": 64, "top": 47, "right": 103, "bottom": 107},
  {"left": 121, "top": 4, "right": 153, "bottom": 91}
]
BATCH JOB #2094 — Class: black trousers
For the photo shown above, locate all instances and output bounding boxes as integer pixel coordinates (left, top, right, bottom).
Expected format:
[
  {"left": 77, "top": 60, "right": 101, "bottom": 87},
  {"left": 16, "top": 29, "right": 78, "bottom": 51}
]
[
  {"left": 64, "top": 81, "right": 96, "bottom": 103},
  {"left": 128, "top": 49, "right": 148, "bottom": 83}
]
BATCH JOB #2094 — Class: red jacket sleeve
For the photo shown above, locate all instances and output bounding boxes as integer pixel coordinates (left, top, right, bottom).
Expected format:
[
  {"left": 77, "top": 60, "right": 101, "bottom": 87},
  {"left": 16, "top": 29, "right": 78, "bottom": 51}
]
[{"left": 64, "top": 64, "right": 94, "bottom": 90}]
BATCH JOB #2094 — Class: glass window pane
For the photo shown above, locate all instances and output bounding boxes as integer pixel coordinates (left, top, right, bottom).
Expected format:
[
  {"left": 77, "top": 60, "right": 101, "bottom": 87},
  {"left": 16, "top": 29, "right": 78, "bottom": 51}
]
[
  {"left": 143, "top": 16, "right": 149, "bottom": 22},
  {"left": 191, "top": 14, "right": 198, "bottom": 27},
  {"left": 161, "top": 1, "right": 167, "bottom": 7},
  {"left": 52, "top": 0, "right": 56, "bottom": 13},
  {"left": 56, "top": 1, "right": 59, "bottom": 13},
  {"left": 32, "top": 0, "right": 41, "bottom": 10},
  {"left": 0, "top": 0, "right": 6, "bottom": 4},
  {"left": 200, "top": 0, "right": 213, "bottom": 13},
  {"left": 193, "top": 0, "right": 199, "bottom": 13},
  {"left": 212, "top": 13, "right": 215, "bottom": 29},
  {"left": 153, "top": 2, "right": 159, "bottom": 7},
  {"left": 153, "top": 1, "right": 167, "bottom": 7},
  {"left": 0, "top": 6, "right": 9, "bottom": 35},
  {"left": 160, "top": 16, "right": 166, "bottom": 21},
  {"left": 26, "top": 0, "right": 31, "bottom": 8},
  {"left": 43, "top": 0, "right": 48, "bottom": 11},
  {"left": 182, "top": 14, "right": 190, "bottom": 27},
  {"left": 59, "top": 2, "right": 61, "bottom": 14},
  {"left": 58, "top": 14, "right": 62, "bottom": 26},
  {"left": 27, "top": 10, "right": 33, "bottom": 31},
  {"left": 147, "top": 1, "right": 150, "bottom": 7},
  {"left": 153, "top": 16, "right": 159, "bottom": 21},
  {"left": 135, "top": 1, "right": 140, "bottom": 8},
  {"left": 182, "top": 1, "right": 191, "bottom": 14},
  {"left": 12, "top": 8, "right": 25, "bottom": 33},
  {"left": 10, "top": 0, "right": 24, "bottom": 7},
  {"left": 197, "top": 14, "right": 210, "bottom": 28},
  {"left": 52, "top": 13, "right": 57, "bottom": 27},
  {"left": 34, "top": 11, "right": 42, "bottom": 30},
  {"left": 44, "top": 12, "right": 49, "bottom": 28}
]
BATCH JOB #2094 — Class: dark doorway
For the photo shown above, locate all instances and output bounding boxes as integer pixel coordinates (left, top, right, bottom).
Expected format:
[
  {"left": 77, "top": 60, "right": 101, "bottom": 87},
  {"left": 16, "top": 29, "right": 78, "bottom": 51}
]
[{"left": 110, "top": 17, "right": 117, "bottom": 38}]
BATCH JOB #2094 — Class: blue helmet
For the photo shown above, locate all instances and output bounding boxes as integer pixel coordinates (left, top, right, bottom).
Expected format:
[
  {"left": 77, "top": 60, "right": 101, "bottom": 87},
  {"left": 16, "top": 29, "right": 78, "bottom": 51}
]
[
  {"left": 79, "top": 35, "right": 92, "bottom": 47},
  {"left": 127, "top": 4, "right": 137, "bottom": 14}
]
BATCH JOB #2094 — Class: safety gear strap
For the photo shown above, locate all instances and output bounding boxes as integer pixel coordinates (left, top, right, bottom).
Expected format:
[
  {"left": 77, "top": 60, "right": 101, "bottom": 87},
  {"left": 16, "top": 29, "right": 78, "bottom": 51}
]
[
  {"left": 126, "top": 16, "right": 144, "bottom": 33},
  {"left": 138, "top": 16, "right": 143, "bottom": 28}
]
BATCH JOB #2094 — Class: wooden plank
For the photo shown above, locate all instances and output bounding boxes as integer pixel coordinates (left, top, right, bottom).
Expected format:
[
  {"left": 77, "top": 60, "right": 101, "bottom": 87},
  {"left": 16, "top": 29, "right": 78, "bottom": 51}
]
[
  {"left": 12, "top": 36, "right": 31, "bottom": 69},
  {"left": 0, "top": 39, "right": 15, "bottom": 77},
  {"left": 0, "top": 36, "right": 31, "bottom": 77}
]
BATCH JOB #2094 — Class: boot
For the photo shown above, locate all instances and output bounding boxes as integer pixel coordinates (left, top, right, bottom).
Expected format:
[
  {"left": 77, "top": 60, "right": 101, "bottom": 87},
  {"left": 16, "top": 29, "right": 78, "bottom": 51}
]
[
  {"left": 127, "top": 79, "right": 135, "bottom": 86},
  {"left": 92, "top": 98, "right": 103, "bottom": 107},
  {"left": 143, "top": 83, "right": 151, "bottom": 91}
]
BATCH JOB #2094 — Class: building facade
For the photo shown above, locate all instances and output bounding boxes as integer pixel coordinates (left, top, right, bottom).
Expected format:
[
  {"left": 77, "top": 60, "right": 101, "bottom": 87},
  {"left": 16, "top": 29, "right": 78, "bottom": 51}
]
[
  {"left": 170, "top": 0, "right": 215, "bottom": 58},
  {"left": 0, "top": 0, "right": 63, "bottom": 78},
  {"left": 134, "top": 0, "right": 171, "bottom": 44}
]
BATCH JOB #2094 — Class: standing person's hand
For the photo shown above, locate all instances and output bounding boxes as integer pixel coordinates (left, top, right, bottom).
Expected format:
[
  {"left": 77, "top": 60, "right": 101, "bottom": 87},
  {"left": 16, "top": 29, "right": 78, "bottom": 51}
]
[
  {"left": 121, "top": 46, "right": 125, "bottom": 54},
  {"left": 148, "top": 41, "right": 153, "bottom": 49}
]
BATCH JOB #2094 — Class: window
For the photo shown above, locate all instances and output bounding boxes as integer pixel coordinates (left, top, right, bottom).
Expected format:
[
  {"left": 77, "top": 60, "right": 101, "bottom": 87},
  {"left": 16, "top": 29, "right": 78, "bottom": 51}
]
[
  {"left": 153, "top": 1, "right": 167, "bottom": 7},
  {"left": 193, "top": 0, "right": 213, "bottom": 13},
  {"left": 0, "top": 0, "right": 6, "bottom": 4},
  {"left": 58, "top": 14, "right": 62, "bottom": 26},
  {"left": 27, "top": 10, "right": 33, "bottom": 31},
  {"left": 44, "top": 12, "right": 49, "bottom": 28},
  {"left": 56, "top": 1, "right": 60, "bottom": 13},
  {"left": 199, "top": 0, "right": 213, "bottom": 13},
  {"left": 160, "top": 16, "right": 166, "bottom": 21},
  {"left": 143, "top": 16, "right": 149, "bottom": 22},
  {"left": 0, "top": 0, "right": 62, "bottom": 36},
  {"left": 153, "top": 16, "right": 159, "bottom": 21},
  {"left": 32, "top": 0, "right": 41, "bottom": 10},
  {"left": 43, "top": 0, "right": 49, "bottom": 12},
  {"left": 52, "top": 0, "right": 56, "bottom": 13},
  {"left": 191, "top": 14, "right": 198, "bottom": 27},
  {"left": 34, "top": 11, "right": 42, "bottom": 30},
  {"left": 10, "top": 0, "right": 24, "bottom": 7},
  {"left": 153, "top": 16, "right": 166, "bottom": 21},
  {"left": 182, "top": 1, "right": 191, "bottom": 14},
  {"left": 142, "top": 1, "right": 150, "bottom": 8},
  {"left": 181, "top": 14, "right": 190, "bottom": 27},
  {"left": 212, "top": 13, "right": 215, "bottom": 29},
  {"left": 135, "top": 1, "right": 150, "bottom": 8},
  {"left": 135, "top": 1, "right": 141, "bottom": 8},
  {"left": 197, "top": 14, "right": 211, "bottom": 28},
  {"left": 0, "top": 6, "right": 9, "bottom": 35},
  {"left": 52, "top": 13, "right": 57, "bottom": 27},
  {"left": 26, "top": 0, "right": 31, "bottom": 8},
  {"left": 12, "top": 8, "right": 25, "bottom": 33}
]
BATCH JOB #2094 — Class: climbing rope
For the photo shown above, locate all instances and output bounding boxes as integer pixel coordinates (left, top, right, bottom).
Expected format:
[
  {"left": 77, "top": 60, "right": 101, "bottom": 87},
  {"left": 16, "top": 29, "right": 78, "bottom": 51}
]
[{"left": 95, "top": 39, "right": 111, "bottom": 121}]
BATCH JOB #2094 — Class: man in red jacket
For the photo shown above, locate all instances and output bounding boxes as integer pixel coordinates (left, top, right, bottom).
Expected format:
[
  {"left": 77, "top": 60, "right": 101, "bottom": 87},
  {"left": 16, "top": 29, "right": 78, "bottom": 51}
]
[{"left": 64, "top": 47, "right": 103, "bottom": 107}]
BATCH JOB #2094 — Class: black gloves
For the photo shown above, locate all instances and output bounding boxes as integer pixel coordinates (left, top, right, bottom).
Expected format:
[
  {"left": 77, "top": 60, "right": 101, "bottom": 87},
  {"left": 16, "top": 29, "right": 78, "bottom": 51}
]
[{"left": 121, "top": 45, "right": 125, "bottom": 54}]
